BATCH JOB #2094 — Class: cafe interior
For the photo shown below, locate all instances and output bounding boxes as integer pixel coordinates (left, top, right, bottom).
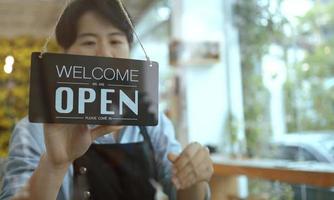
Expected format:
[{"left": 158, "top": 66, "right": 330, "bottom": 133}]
[{"left": 0, "top": 0, "right": 334, "bottom": 199}]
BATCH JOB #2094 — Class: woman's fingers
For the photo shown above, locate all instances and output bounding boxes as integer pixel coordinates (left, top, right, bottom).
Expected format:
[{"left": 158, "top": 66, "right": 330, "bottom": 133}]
[
  {"left": 169, "top": 142, "right": 213, "bottom": 190},
  {"left": 178, "top": 160, "right": 213, "bottom": 189},
  {"left": 90, "top": 125, "right": 123, "bottom": 140},
  {"left": 172, "top": 142, "right": 201, "bottom": 172},
  {"left": 176, "top": 147, "right": 207, "bottom": 180}
]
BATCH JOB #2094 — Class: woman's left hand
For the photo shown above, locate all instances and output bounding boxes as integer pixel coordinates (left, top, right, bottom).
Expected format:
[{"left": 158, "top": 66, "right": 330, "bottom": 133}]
[{"left": 167, "top": 142, "right": 214, "bottom": 190}]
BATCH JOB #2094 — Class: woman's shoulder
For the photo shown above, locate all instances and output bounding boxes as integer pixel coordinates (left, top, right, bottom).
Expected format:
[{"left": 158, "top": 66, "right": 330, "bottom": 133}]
[
  {"left": 9, "top": 116, "right": 45, "bottom": 150},
  {"left": 145, "top": 112, "right": 181, "bottom": 151},
  {"left": 146, "top": 112, "right": 174, "bottom": 133},
  {"left": 14, "top": 116, "right": 44, "bottom": 136}
]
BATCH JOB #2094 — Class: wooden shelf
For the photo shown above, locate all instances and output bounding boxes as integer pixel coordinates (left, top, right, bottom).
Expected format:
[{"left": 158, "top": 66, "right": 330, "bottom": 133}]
[{"left": 211, "top": 154, "right": 334, "bottom": 188}]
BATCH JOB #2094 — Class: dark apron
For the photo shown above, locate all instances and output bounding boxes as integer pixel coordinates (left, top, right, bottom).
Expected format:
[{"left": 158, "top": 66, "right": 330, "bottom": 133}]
[{"left": 73, "top": 126, "right": 157, "bottom": 200}]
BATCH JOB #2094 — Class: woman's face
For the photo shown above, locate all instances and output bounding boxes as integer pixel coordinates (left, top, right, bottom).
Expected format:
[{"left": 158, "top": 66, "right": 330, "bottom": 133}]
[{"left": 66, "top": 11, "right": 130, "bottom": 58}]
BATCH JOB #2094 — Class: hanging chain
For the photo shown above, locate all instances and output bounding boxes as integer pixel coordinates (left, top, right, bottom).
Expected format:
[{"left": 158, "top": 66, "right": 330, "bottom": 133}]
[
  {"left": 116, "top": 0, "right": 152, "bottom": 67},
  {"left": 40, "top": 0, "right": 152, "bottom": 67},
  {"left": 39, "top": 0, "right": 71, "bottom": 58}
]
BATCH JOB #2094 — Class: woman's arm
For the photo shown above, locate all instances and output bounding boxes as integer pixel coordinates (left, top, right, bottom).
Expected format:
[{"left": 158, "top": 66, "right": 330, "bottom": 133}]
[
  {"left": 177, "top": 182, "right": 208, "bottom": 200},
  {"left": 11, "top": 154, "right": 70, "bottom": 200},
  {"left": 9, "top": 124, "right": 122, "bottom": 200}
]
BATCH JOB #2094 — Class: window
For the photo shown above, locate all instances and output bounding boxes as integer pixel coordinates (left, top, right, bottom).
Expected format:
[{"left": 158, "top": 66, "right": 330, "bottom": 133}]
[{"left": 236, "top": 0, "right": 334, "bottom": 156}]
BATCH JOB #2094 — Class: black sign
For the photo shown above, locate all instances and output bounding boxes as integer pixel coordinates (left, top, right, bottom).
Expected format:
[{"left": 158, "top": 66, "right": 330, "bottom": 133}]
[{"left": 29, "top": 52, "right": 159, "bottom": 126}]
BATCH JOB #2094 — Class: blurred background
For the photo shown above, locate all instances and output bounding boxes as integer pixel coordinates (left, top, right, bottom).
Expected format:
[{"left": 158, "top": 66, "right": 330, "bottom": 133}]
[{"left": 1, "top": 0, "right": 334, "bottom": 199}]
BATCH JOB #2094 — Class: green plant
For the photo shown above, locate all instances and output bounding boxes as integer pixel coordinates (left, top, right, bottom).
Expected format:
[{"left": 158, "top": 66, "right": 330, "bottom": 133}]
[
  {"left": 0, "top": 37, "right": 59, "bottom": 157},
  {"left": 284, "top": 1, "right": 334, "bottom": 132},
  {"left": 234, "top": 0, "right": 287, "bottom": 156}
]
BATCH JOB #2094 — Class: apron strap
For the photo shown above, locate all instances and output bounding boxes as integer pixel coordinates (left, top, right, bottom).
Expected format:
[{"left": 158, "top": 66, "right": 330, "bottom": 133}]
[{"left": 139, "top": 126, "right": 158, "bottom": 180}]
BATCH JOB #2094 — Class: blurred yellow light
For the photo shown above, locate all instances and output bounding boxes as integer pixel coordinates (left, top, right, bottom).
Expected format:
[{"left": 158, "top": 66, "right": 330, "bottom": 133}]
[
  {"left": 324, "top": 46, "right": 331, "bottom": 55},
  {"left": 302, "top": 63, "right": 310, "bottom": 72},
  {"left": 3, "top": 55, "right": 14, "bottom": 74},
  {"left": 5, "top": 56, "right": 14, "bottom": 65},
  {"left": 4, "top": 64, "right": 13, "bottom": 74}
]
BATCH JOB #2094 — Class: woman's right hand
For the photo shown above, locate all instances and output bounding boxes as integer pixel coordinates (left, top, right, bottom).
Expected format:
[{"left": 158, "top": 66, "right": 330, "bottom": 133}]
[{"left": 43, "top": 124, "right": 122, "bottom": 168}]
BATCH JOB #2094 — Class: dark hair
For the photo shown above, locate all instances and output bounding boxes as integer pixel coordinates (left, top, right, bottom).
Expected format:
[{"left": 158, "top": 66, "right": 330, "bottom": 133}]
[{"left": 55, "top": 0, "right": 133, "bottom": 50}]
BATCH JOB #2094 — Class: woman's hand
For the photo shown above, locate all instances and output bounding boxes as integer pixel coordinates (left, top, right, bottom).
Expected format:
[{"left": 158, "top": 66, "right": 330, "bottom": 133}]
[
  {"left": 167, "top": 142, "right": 213, "bottom": 190},
  {"left": 43, "top": 124, "right": 123, "bottom": 168}
]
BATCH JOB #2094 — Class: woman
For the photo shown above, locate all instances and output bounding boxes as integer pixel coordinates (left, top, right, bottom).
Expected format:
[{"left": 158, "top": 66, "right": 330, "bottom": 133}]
[{"left": 0, "top": 0, "right": 213, "bottom": 199}]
